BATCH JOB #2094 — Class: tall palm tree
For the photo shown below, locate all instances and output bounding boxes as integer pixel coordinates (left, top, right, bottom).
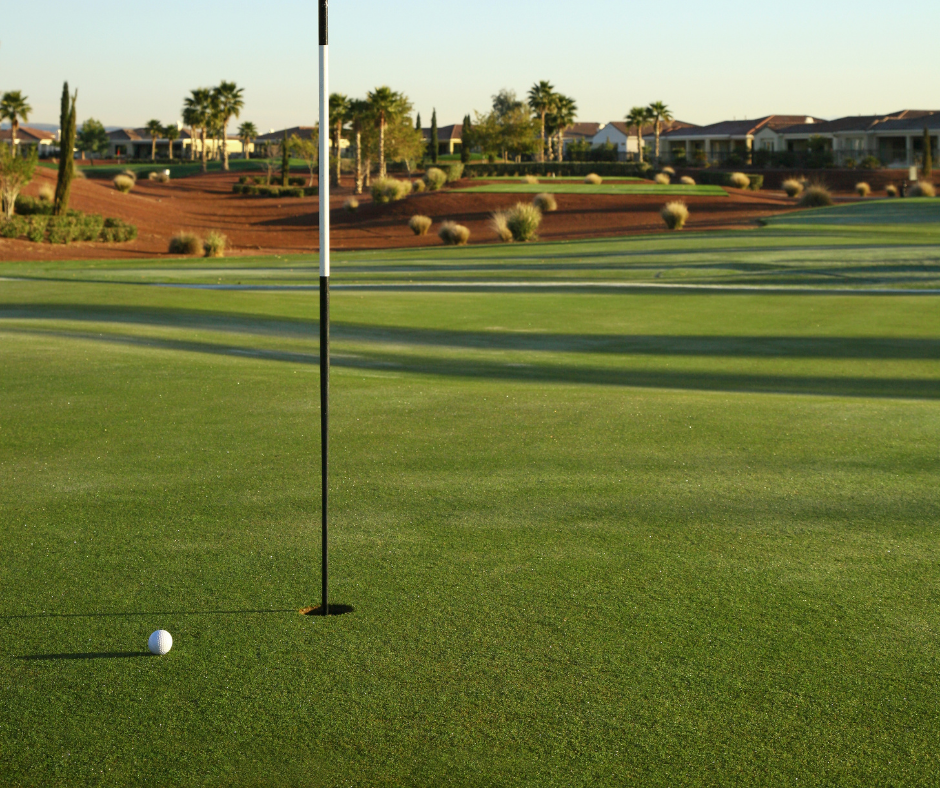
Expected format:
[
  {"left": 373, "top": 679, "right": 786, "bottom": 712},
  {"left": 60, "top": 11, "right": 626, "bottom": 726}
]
[
  {"left": 183, "top": 88, "right": 213, "bottom": 172},
  {"left": 347, "top": 99, "right": 372, "bottom": 194},
  {"left": 329, "top": 93, "right": 350, "bottom": 186},
  {"left": 648, "top": 101, "right": 673, "bottom": 162},
  {"left": 548, "top": 94, "right": 577, "bottom": 163},
  {"left": 366, "top": 86, "right": 408, "bottom": 179},
  {"left": 146, "top": 119, "right": 163, "bottom": 161},
  {"left": 164, "top": 124, "right": 180, "bottom": 160},
  {"left": 527, "top": 81, "right": 555, "bottom": 163},
  {"left": 211, "top": 81, "right": 245, "bottom": 171},
  {"left": 0, "top": 91, "right": 32, "bottom": 157},
  {"left": 626, "top": 106, "right": 653, "bottom": 164},
  {"left": 238, "top": 121, "right": 258, "bottom": 161}
]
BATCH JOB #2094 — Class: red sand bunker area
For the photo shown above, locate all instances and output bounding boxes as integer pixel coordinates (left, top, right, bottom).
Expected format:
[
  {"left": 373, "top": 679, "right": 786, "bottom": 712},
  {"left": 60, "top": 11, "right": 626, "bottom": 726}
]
[{"left": 0, "top": 167, "right": 797, "bottom": 262}]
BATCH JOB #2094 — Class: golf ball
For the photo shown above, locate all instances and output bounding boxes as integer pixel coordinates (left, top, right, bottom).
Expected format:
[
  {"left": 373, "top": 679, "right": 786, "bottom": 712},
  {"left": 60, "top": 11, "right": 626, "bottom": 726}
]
[{"left": 148, "top": 629, "right": 173, "bottom": 655}]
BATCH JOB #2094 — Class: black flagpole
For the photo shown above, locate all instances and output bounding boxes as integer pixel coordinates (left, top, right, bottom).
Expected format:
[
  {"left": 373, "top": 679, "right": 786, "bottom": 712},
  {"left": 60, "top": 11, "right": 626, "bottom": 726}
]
[{"left": 318, "top": 0, "right": 330, "bottom": 616}]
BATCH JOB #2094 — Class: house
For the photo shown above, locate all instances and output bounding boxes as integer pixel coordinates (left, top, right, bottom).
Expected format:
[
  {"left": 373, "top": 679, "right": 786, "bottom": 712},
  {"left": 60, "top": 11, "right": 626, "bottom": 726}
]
[
  {"left": 0, "top": 125, "right": 57, "bottom": 156},
  {"left": 592, "top": 120, "right": 697, "bottom": 160},
  {"left": 422, "top": 124, "right": 463, "bottom": 156},
  {"left": 560, "top": 122, "right": 601, "bottom": 154},
  {"left": 660, "top": 115, "right": 825, "bottom": 165},
  {"left": 107, "top": 126, "right": 252, "bottom": 160},
  {"left": 255, "top": 127, "right": 350, "bottom": 156}
]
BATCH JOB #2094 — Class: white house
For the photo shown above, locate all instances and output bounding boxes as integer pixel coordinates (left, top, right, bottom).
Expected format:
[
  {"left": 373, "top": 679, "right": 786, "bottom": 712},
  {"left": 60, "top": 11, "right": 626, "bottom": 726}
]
[{"left": 591, "top": 120, "right": 696, "bottom": 160}]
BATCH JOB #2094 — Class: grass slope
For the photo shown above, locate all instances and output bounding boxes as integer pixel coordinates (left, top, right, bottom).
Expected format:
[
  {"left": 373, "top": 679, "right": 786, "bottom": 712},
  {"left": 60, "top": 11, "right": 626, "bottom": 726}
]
[
  {"left": 1, "top": 199, "right": 939, "bottom": 786},
  {"left": 453, "top": 182, "right": 726, "bottom": 196}
]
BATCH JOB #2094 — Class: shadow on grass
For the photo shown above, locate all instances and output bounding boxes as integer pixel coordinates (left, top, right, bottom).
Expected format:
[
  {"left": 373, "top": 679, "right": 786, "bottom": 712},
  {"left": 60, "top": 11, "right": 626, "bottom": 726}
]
[
  {"left": 17, "top": 652, "right": 152, "bottom": 660},
  {"left": 1, "top": 609, "right": 298, "bottom": 620}
]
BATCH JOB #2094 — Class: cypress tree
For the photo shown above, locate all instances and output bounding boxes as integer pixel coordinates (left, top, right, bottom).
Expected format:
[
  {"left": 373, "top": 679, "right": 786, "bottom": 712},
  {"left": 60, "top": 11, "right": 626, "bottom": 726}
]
[
  {"left": 415, "top": 113, "right": 421, "bottom": 131},
  {"left": 281, "top": 130, "right": 290, "bottom": 187},
  {"left": 430, "top": 109, "right": 438, "bottom": 164},
  {"left": 460, "top": 114, "right": 471, "bottom": 164},
  {"left": 54, "top": 83, "right": 77, "bottom": 216},
  {"left": 923, "top": 126, "right": 933, "bottom": 177}
]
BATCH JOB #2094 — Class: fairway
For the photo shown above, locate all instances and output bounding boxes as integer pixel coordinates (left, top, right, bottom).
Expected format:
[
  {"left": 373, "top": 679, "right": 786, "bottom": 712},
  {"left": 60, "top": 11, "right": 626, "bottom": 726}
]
[
  {"left": 453, "top": 181, "right": 727, "bottom": 196},
  {"left": 2, "top": 200, "right": 939, "bottom": 786}
]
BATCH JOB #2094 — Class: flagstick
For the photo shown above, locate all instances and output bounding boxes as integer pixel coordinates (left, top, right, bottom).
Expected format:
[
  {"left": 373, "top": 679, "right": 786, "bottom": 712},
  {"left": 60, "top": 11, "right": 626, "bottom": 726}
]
[{"left": 318, "top": 0, "right": 330, "bottom": 616}]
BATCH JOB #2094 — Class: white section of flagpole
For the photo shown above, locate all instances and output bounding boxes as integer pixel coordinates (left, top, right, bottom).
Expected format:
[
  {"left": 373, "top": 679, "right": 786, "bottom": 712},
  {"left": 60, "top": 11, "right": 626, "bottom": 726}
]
[
  {"left": 319, "top": 44, "right": 330, "bottom": 277},
  {"left": 318, "top": 0, "right": 330, "bottom": 616}
]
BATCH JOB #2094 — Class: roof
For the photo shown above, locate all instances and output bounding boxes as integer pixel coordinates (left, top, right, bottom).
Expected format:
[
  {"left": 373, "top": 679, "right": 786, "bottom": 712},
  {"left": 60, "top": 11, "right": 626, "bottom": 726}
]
[
  {"left": 562, "top": 122, "right": 601, "bottom": 139},
  {"left": 107, "top": 127, "right": 196, "bottom": 141},
  {"left": 422, "top": 124, "right": 463, "bottom": 142},
  {"left": 764, "top": 111, "right": 940, "bottom": 136},
  {"left": 256, "top": 126, "right": 317, "bottom": 142},
  {"left": 872, "top": 112, "right": 940, "bottom": 132},
  {"left": 662, "top": 115, "right": 825, "bottom": 138},
  {"left": 0, "top": 125, "right": 56, "bottom": 143},
  {"left": 603, "top": 120, "right": 698, "bottom": 137}
]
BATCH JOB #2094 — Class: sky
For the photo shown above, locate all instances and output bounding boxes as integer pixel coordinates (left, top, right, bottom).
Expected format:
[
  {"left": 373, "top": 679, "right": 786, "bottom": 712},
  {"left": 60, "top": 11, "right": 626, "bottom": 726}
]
[{"left": 3, "top": 0, "right": 939, "bottom": 132}]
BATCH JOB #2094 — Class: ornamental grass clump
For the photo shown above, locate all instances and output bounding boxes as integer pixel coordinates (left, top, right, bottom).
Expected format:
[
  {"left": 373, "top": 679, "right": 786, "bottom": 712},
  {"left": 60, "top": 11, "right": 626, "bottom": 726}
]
[
  {"left": 203, "top": 230, "right": 227, "bottom": 258},
  {"left": 662, "top": 166, "right": 676, "bottom": 175},
  {"left": 168, "top": 231, "right": 202, "bottom": 255},
  {"left": 532, "top": 193, "right": 557, "bottom": 212},
  {"left": 408, "top": 215, "right": 432, "bottom": 236},
  {"left": 505, "top": 202, "right": 542, "bottom": 242},
  {"left": 885, "top": 184, "right": 898, "bottom": 197},
  {"left": 412, "top": 179, "right": 426, "bottom": 193},
  {"left": 438, "top": 220, "right": 470, "bottom": 245},
  {"left": 661, "top": 201, "right": 689, "bottom": 230},
  {"left": 38, "top": 184, "right": 55, "bottom": 203},
  {"left": 855, "top": 182, "right": 871, "bottom": 197},
  {"left": 584, "top": 173, "right": 602, "bottom": 185},
  {"left": 425, "top": 167, "right": 447, "bottom": 191},
  {"left": 523, "top": 175, "right": 540, "bottom": 184},
  {"left": 797, "top": 183, "right": 834, "bottom": 208},
  {"left": 113, "top": 174, "right": 134, "bottom": 193},
  {"left": 680, "top": 175, "right": 696, "bottom": 185},
  {"left": 654, "top": 173, "right": 671, "bottom": 185},
  {"left": 490, "top": 211, "right": 513, "bottom": 243},
  {"left": 344, "top": 197, "right": 359, "bottom": 212},
  {"left": 910, "top": 180, "right": 936, "bottom": 197},
  {"left": 371, "top": 177, "right": 411, "bottom": 204},
  {"left": 782, "top": 178, "right": 803, "bottom": 198},
  {"left": 729, "top": 172, "right": 751, "bottom": 189}
]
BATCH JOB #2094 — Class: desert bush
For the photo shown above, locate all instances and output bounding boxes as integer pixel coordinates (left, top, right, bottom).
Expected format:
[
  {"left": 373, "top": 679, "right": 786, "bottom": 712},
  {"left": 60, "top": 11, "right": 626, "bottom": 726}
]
[
  {"left": 662, "top": 166, "right": 676, "bottom": 175},
  {"left": 38, "top": 184, "right": 55, "bottom": 203},
  {"left": 100, "top": 217, "right": 137, "bottom": 243},
  {"left": 885, "top": 184, "right": 898, "bottom": 197},
  {"left": 654, "top": 173, "right": 671, "bottom": 185},
  {"left": 445, "top": 163, "right": 464, "bottom": 182},
  {"left": 490, "top": 211, "right": 513, "bottom": 243},
  {"left": 438, "top": 220, "right": 470, "bottom": 245},
  {"left": 729, "top": 172, "right": 751, "bottom": 189},
  {"left": 168, "top": 231, "right": 202, "bottom": 255},
  {"left": 203, "top": 230, "right": 227, "bottom": 258},
  {"left": 504, "top": 202, "right": 542, "bottom": 242},
  {"left": 425, "top": 167, "right": 447, "bottom": 191},
  {"left": 661, "top": 201, "right": 689, "bottom": 230},
  {"left": 412, "top": 179, "right": 426, "bottom": 193},
  {"left": 782, "top": 178, "right": 803, "bottom": 198},
  {"left": 113, "top": 174, "right": 134, "bottom": 193},
  {"left": 911, "top": 180, "right": 936, "bottom": 197},
  {"left": 408, "top": 215, "right": 432, "bottom": 236},
  {"left": 371, "top": 177, "right": 411, "bottom": 204},
  {"left": 533, "top": 193, "right": 557, "bottom": 212},
  {"left": 147, "top": 171, "right": 159, "bottom": 181},
  {"left": 156, "top": 171, "right": 170, "bottom": 184},
  {"left": 797, "top": 183, "right": 833, "bottom": 207},
  {"left": 121, "top": 169, "right": 137, "bottom": 182},
  {"left": 584, "top": 173, "right": 603, "bottom": 185},
  {"left": 855, "top": 182, "right": 871, "bottom": 197},
  {"left": 523, "top": 175, "right": 540, "bottom": 184},
  {"left": 860, "top": 156, "right": 881, "bottom": 170},
  {"left": 344, "top": 197, "right": 359, "bottom": 212},
  {"left": 680, "top": 175, "right": 696, "bottom": 185}
]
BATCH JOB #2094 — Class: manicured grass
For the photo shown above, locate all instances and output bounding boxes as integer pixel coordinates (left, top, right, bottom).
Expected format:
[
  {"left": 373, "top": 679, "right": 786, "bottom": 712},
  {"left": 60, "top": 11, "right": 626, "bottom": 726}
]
[
  {"left": 453, "top": 182, "right": 727, "bottom": 196},
  {"left": 75, "top": 158, "right": 301, "bottom": 180},
  {"left": 467, "top": 176, "right": 643, "bottom": 182},
  {"left": 1, "top": 199, "right": 939, "bottom": 785}
]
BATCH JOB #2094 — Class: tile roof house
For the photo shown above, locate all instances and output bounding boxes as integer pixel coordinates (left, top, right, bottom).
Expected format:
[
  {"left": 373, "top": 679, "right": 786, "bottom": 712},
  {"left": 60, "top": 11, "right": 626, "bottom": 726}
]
[
  {"left": 107, "top": 126, "right": 250, "bottom": 160},
  {"left": 660, "top": 115, "right": 825, "bottom": 164},
  {"left": 422, "top": 124, "right": 463, "bottom": 155},
  {"left": 592, "top": 120, "right": 698, "bottom": 160},
  {"left": 0, "top": 125, "right": 57, "bottom": 154}
]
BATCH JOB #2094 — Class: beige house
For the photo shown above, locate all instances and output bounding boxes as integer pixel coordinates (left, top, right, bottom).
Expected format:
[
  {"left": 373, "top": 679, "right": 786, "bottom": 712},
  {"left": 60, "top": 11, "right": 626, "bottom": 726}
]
[
  {"left": 592, "top": 120, "right": 697, "bottom": 160},
  {"left": 422, "top": 124, "right": 463, "bottom": 156},
  {"left": 107, "top": 125, "right": 253, "bottom": 160},
  {"left": 660, "top": 115, "right": 825, "bottom": 164},
  {"left": 0, "top": 125, "right": 57, "bottom": 155}
]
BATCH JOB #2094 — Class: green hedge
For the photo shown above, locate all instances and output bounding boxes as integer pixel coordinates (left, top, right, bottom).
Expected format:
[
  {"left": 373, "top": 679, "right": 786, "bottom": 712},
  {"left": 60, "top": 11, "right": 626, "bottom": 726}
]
[
  {"left": 465, "top": 161, "right": 653, "bottom": 178},
  {"left": 232, "top": 183, "right": 315, "bottom": 197},
  {"left": 1, "top": 211, "right": 136, "bottom": 243},
  {"left": 237, "top": 175, "right": 305, "bottom": 186},
  {"left": 692, "top": 171, "right": 764, "bottom": 191}
]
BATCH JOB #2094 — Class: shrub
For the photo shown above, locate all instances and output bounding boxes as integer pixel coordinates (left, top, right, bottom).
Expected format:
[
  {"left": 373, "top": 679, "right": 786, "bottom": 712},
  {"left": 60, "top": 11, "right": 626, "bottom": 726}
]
[
  {"left": 729, "top": 172, "right": 751, "bottom": 189},
  {"left": 203, "top": 230, "right": 227, "bottom": 258},
  {"left": 523, "top": 175, "right": 540, "bottom": 184},
  {"left": 490, "top": 211, "right": 513, "bottom": 243},
  {"left": 533, "top": 193, "right": 557, "bottom": 212},
  {"left": 168, "top": 231, "right": 202, "bottom": 255},
  {"left": 782, "top": 178, "right": 803, "bottom": 198},
  {"left": 680, "top": 175, "right": 696, "bottom": 186},
  {"left": 14, "top": 195, "right": 52, "bottom": 216},
  {"left": 26, "top": 216, "right": 48, "bottom": 242},
  {"left": 662, "top": 166, "right": 676, "bottom": 175},
  {"left": 425, "top": 167, "right": 447, "bottom": 191},
  {"left": 412, "top": 179, "right": 426, "bottom": 193},
  {"left": 855, "top": 182, "right": 871, "bottom": 197},
  {"left": 504, "top": 202, "right": 542, "bottom": 242},
  {"left": 584, "top": 173, "right": 602, "bottom": 185},
  {"left": 156, "top": 171, "right": 170, "bottom": 184},
  {"left": 147, "top": 171, "right": 159, "bottom": 181},
  {"left": 885, "top": 184, "right": 898, "bottom": 197},
  {"left": 438, "top": 220, "right": 470, "bottom": 245},
  {"left": 654, "top": 173, "right": 671, "bottom": 185},
  {"left": 910, "top": 180, "right": 936, "bottom": 197},
  {"left": 100, "top": 217, "right": 137, "bottom": 243},
  {"left": 38, "top": 184, "right": 55, "bottom": 203},
  {"left": 286, "top": 187, "right": 305, "bottom": 198},
  {"left": 797, "top": 183, "right": 833, "bottom": 207},
  {"left": 113, "top": 174, "right": 134, "bottom": 193},
  {"left": 371, "top": 177, "right": 411, "bottom": 203},
  {"left": 660, "top": 201, "right": 689, "bottom": 230},
  {"left": 73, "top": 168, "right": 87, "bottom": 180},
  {"left": 445, "top": 163, "right": 464, "bottom": 182},
  {"left": 408, "top": 215, "right": 432, "bottom": 236},
  {"left": 121, "top": 169, "right": 137, "bottom": 182},
  {"left": 344, "top": 197, "right": 359, "bottom": 212},
  {"left": 860, "top": 155, "right": 881, "bottom": 170}
]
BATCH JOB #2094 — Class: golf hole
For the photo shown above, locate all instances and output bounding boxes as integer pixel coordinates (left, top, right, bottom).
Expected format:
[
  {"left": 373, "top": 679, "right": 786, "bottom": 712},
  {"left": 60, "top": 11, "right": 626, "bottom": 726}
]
[{"left": 299, "top": 604, "right": 355, "bottom": 617}]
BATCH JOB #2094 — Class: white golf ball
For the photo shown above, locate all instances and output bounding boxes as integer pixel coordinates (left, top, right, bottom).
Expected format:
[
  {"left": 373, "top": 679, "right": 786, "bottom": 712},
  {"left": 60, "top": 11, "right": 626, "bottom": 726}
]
[{"left": 148, "top": 629, "right": 173, "bottom": 655}]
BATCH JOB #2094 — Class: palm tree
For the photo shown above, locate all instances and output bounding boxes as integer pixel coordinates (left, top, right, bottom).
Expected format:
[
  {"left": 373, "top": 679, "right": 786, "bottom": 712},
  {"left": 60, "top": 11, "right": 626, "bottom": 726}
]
[
  {"left": 626, "top": 106, "right": 653, "bottom": 164},
  {"left": 164, "top": 124, "right": 180, "bottom": 160},
  {"left": 329, "top": 93, "right": 350, "bottom": 186},
  {"left": 211, "top": 81, "right": 244, "bottom": 171},
  {"left": 146, "top": 119, "right": 163, "bottom": 161},
  {"left": 648, "top": 101, "right": 673, "bottom": 162},
  {"left": 366, "top": 86, "right": 408, "bottom": 179},
  {"left": 548, "top": 94, "right": 577, "bottom": 163},
  {"left": 347, "top": 99, "right": 372, "bottom": 194},
  {"left": 183, "top": 89, "right": 213, "bottom": 172},
  {"left": 0, "top": 91, "right": 33, "bottom": 157},
  {"left": 238, "top": 121, "right": 258, "bottom": 161},
  {"left": 527, "top": 81, "right": 555, "bottom": 163}
]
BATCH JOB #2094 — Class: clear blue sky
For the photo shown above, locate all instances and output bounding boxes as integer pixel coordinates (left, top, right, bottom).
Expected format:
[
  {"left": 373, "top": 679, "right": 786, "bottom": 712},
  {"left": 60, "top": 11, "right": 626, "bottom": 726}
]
[{"left": 3, "top": 0, "right": 938, "bottom": 131}]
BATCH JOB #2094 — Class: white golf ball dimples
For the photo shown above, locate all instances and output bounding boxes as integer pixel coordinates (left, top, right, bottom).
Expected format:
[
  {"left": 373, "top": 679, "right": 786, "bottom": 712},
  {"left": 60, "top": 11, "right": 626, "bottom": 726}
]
[{"left": 148, "top": 629, "right": 173, "bottom": 655}]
